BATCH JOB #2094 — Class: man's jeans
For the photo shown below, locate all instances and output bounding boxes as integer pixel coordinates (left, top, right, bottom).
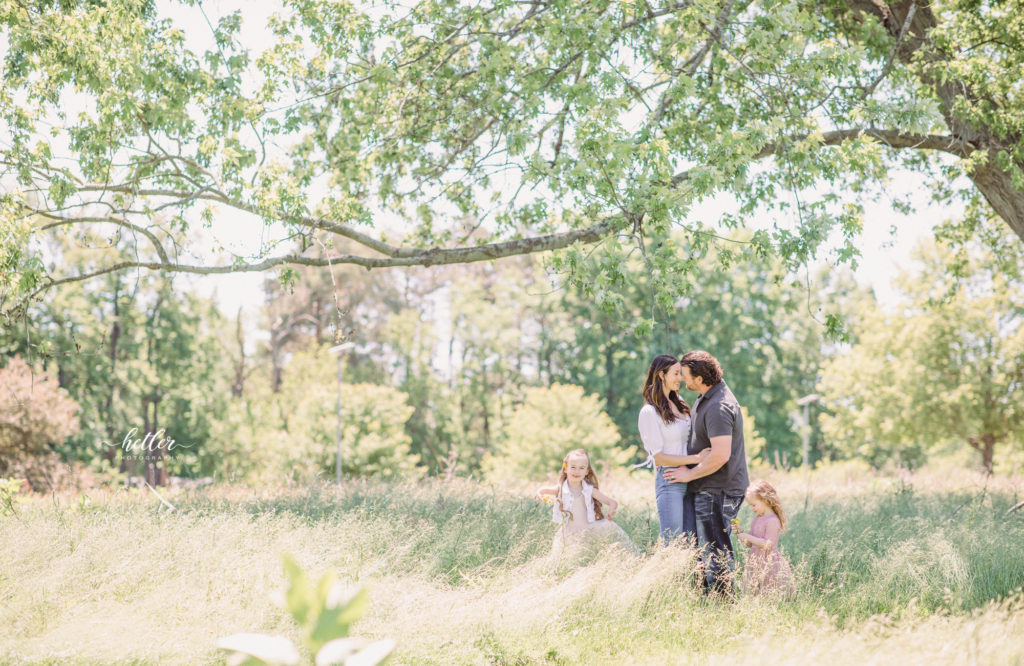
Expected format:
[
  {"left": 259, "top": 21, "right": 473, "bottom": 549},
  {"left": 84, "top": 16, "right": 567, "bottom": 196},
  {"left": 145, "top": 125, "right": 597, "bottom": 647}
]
[
  {"left": 655, "top": 468, "right": 696, "bottom": 544},
  {"left": 693, "top": 490, "right": 744, "bottom": 594}
]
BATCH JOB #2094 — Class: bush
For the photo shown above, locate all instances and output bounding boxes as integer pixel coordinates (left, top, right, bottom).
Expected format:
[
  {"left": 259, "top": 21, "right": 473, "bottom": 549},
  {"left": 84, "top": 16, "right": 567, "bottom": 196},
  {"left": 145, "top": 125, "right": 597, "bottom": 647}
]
[
  {"left": 483, "top": 383, "right": 629, "bottom": 481},
  {"left": 0, "top": 356, "right": 80, "bottom": 490},
  {"left": 210, "top": 347, "right": 421, "bottom": 483}
]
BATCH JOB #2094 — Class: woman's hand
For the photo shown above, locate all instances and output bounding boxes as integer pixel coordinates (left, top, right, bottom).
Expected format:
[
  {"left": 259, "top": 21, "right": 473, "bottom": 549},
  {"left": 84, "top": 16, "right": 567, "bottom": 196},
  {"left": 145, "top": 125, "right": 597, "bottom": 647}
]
[
  {"left": 605, "top": 502, "right": 617, "bottom": 520},
  {"left": 698, "top": 447, "right": 712, "bottom": 461},
  {"left": 662, "top": 467, "right": 691, "bottom": 484}
]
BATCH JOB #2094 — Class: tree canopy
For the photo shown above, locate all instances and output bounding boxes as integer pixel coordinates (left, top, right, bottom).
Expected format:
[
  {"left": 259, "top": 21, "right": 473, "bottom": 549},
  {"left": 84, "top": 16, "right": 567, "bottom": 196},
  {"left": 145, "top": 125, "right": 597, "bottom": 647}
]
[
  {"left": 2, "top": 0, "right": 1023, "bottom": 321},
  {"left": 818, "top": 217, "right": 1024, "bottom": 472}
]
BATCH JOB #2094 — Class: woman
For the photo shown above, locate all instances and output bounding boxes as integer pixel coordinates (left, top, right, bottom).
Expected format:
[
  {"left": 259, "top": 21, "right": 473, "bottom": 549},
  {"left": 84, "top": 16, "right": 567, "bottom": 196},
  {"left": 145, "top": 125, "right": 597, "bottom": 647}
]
[{"left": 638, "top": 354, "right": 708, "bottom": 543}]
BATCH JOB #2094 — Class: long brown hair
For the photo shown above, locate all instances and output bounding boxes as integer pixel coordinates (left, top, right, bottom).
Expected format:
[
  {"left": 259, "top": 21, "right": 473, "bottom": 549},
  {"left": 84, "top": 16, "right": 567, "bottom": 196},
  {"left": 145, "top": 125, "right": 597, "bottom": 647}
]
[
  {"left": 555, "top": 449, "right": 604, "bottom": 521},
  {"left": 642, "top": 354, "right": 690, "bottom": 424},
  {"left": 746, "top": 479, "right": 787, "bottom": 531}
]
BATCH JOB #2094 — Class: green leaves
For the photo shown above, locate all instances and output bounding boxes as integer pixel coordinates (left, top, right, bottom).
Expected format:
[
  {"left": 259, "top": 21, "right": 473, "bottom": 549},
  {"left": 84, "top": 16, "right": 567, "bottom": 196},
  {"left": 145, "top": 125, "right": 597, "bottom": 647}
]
[
  {"left": 818, "top": 215, "right": 1024, "bottom": 471},
  {"left": 483, "top": 383, "right": 630, "bottom": 481},
  {"left": 4, "top": 0, "right": 1024, "bottom": 327},
  {"left": 281, "top": 552, "right": 370, "bottom": 654},
  {"left": 219, "top": 553, "right": 394, "bottom": 666}
]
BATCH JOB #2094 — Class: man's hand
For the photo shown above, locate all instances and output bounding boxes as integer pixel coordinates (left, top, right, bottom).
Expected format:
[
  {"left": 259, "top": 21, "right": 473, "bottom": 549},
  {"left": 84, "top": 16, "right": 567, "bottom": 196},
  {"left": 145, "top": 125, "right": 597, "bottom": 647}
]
[{"left": 662, "top": 467, "right": 692, "bottom": 484}]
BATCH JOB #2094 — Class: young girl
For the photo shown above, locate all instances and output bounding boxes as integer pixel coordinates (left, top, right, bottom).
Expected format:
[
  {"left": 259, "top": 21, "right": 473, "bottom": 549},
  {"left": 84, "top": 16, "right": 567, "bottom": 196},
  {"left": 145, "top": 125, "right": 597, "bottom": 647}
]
[
  {"left": 733, "top": 480, "right": 796, "bottom": 597},
  {"left": 537, "top": 449, "right": 639, "bottom": 555}
]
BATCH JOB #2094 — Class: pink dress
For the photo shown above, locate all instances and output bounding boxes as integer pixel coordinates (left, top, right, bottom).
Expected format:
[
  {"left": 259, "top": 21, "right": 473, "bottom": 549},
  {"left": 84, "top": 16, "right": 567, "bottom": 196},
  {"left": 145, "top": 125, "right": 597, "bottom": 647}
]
[{"left": 742, "top": 513, "right": 796, "bottom": 597}]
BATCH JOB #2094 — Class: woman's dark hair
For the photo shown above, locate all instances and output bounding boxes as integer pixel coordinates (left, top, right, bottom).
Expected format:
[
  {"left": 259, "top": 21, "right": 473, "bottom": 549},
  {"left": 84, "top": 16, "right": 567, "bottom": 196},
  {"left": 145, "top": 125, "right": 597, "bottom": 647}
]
[
  {"left": 679, "top": 350, "right": 723, "bottom": 387},
  {"left": 642, "top": 355, "right": 690, "bottom": 424}
]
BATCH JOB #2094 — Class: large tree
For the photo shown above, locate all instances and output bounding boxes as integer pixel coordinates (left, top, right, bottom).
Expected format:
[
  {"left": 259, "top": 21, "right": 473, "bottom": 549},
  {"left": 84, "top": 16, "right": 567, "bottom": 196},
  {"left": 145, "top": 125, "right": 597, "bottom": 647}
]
[
  {"left": 2, "top": 0, "right": 1022, "bottom": 320},
  {"left": 818, "top": 216, "right": 1024, "bottom": 473}
]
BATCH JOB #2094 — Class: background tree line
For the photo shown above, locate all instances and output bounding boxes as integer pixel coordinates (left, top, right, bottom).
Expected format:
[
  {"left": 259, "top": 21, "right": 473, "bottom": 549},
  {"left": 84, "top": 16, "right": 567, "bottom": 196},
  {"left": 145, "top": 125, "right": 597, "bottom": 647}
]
[{"left": 2, "top": 216, "right": 1021, "bottom": 489}]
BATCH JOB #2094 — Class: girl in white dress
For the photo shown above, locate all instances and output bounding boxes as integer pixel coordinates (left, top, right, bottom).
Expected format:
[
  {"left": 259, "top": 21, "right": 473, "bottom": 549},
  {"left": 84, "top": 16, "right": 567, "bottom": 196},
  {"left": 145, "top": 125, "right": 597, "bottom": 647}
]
[{"left": 536, "top": 449, "right": 639, "bottom": 556}]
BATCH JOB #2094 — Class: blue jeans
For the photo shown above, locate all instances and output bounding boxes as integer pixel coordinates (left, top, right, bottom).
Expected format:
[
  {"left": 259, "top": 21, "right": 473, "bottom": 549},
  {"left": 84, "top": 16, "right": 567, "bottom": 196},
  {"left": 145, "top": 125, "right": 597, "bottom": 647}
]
[
  {"left": 655, "top": 467, "right": 697, "bottom": 544},
  {"left": 693, "top": 490, "right": 745, "bottom": 594}
]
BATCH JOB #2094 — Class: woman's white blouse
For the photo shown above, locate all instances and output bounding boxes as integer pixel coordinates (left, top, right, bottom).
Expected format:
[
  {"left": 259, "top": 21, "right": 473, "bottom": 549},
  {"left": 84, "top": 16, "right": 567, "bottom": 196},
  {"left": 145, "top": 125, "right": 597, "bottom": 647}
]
[
  {"left": 636, "top": 403, "right": 691, "bottom": 468},
  {"left": 551, "top": 480, "right": 597, "bottom": 524}
]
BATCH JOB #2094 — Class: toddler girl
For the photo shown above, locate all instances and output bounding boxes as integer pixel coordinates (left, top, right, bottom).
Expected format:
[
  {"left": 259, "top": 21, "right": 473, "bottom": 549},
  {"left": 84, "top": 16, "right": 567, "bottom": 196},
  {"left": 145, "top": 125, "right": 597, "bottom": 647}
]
[
  {"left": 537, "top": 449, "right": 639, "bottom": 555},
  {"left": 733, "top": 479, "right": 796, "bottom": 597}
]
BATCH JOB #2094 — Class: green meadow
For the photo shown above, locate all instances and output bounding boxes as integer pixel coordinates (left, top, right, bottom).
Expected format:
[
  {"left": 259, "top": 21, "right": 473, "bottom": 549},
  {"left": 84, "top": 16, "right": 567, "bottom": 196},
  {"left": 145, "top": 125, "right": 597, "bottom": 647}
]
[{"left": 3, "top": 463, "right": 1023, "bottom": 665}]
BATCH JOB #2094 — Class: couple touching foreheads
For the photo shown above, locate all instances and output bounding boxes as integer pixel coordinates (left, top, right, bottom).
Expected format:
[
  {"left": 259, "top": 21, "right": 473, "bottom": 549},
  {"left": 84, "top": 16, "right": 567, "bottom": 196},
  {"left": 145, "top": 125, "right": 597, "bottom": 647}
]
[{"left": 638, "top": 350, "right": 750, "bottom": 595}]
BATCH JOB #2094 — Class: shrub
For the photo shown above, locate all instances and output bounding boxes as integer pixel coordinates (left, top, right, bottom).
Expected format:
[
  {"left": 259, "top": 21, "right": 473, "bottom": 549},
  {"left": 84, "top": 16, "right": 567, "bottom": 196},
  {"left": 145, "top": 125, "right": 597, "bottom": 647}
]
[
  {"left": 210, "top": 347, "right": 421, "bottom": 483},
  {"left": 483, "top": 383, "right": 629, "bottom": 481},
  {"left": 0, "top": 355, "right": 80, "bottom": 490}
]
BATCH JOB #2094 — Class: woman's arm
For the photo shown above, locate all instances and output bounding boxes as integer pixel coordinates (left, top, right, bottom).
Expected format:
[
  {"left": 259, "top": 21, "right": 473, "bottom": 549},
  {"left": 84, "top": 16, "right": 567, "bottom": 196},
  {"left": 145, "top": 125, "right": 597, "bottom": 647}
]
[
  {"left": 536, "top": 485, "right": 559, "bottom": 498},
  {"left": 637, "top": 407, "right": 666, "bottom": 464},
  {"left": 639, "top": 408, "right": 708, "bottom": 466},
  {"left": 653, "top": 447, "right": 711, "bottom": 467},
  {"left": 592, "top": 488, "right": 618, "bottom": 519}
]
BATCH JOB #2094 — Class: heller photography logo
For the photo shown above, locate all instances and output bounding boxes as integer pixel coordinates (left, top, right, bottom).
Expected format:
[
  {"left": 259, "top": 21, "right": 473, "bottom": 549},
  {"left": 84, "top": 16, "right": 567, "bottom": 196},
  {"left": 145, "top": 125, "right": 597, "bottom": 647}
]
[{"left": 104, "top": 427, "right": 194, "bottom": 461}]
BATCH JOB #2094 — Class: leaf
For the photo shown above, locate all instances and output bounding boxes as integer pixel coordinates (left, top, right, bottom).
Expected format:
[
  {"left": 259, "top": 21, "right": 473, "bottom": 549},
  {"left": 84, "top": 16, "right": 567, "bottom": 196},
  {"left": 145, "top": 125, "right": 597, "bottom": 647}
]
[
  {"left": 216, "top": 633, "right": 300, "bottom": 666},
  {"left": 314, "top": 637, "right": 363, "bottom": 666},
  {"left": 281, "top": 553, "right": 315, "bottom": 627},
  {"left": 309, "top": 586, "right": 369, "bottom": 651},
  {"left": 346, "top": 639, "right": 396, "bottom": 666}
]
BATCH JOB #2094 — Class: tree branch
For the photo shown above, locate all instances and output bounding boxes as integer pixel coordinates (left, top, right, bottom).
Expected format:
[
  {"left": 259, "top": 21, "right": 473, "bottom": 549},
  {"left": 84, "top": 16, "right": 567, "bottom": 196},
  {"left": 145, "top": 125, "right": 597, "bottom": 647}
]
[
  {"left": 8, "top": 215, "right": 627, "bottom": 315},
  {"left": 669, "top": 127, "right": 975, "bottom": 186},
  {"left": 32, "top": 211, "right": 172, "bottom": 264},
  {"left": 863, "top": 3, "right": 917, "bottom": 97}
]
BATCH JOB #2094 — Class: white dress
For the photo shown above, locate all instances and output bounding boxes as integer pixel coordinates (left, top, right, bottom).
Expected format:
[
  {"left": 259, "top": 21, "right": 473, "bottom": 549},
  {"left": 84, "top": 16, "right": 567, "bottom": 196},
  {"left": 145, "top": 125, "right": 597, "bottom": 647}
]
[{"left": 550, "top": 481, "right": 640, "bottom": 557}]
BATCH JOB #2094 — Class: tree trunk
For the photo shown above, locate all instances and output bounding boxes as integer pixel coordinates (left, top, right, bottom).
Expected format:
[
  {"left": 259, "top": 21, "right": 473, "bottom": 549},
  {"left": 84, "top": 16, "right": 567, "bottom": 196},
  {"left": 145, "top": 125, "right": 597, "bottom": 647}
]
[
  {"left": 848, "top": 0, "right": 1024, "bottom": 241},
  {"left": 269, "top": 317, "right": 291, "bottom": 394},
  {"left": 313, "top": 299, "right": 323, "bottom": 345},
  {"left": 231, "top": 307, "right": 246, "bottom": 398},
  {"left": 143, "top": 286, "right": 165, "bottom": 486},
  {"left": 103, "top": 276, "right": 122, "bottom": 467},
  {"left": 604, "top": 344, "right": 615, "bottom": 410},
  {"left": 481, "top": 368, "right": 490, "bottom": 451},
  {"left": 154, "top": 396, "right": 166, "bottom": 486},
  {"left": 968, "top": 433, "right": 996, "bottom": 475}
]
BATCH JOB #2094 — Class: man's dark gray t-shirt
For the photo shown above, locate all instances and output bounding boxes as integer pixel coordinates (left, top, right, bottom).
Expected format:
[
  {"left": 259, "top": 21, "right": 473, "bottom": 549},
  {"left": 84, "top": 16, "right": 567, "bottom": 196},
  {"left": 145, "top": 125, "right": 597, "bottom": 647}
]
[{"left": 686, "top": 380, "right": 749, "bottom": 494}]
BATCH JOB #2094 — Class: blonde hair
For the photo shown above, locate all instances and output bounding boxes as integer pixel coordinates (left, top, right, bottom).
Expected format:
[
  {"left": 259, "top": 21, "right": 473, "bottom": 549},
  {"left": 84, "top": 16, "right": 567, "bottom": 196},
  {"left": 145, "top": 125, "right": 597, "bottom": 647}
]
[
  {"left": 555, "top": 449, "right": 605, "bottom": 521},
  {"left": 746, "top": 479, "right": 787, "bottom": 531}
]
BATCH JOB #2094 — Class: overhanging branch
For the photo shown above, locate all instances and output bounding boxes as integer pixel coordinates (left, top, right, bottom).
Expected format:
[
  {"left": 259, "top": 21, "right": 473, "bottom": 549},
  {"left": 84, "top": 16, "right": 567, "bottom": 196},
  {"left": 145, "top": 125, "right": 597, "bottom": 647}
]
[
  {"left": 7, "top": 126, "right": 979, "bottom": 315},
  {"left": 8, "top": 215, "right": 627, "bottom": 315}
]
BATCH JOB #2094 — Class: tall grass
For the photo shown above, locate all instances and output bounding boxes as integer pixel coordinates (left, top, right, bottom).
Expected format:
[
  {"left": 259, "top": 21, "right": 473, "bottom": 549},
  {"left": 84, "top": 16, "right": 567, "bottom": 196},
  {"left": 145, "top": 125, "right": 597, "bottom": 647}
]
[{"left": 1, "top": 465, "right": 1023, "bottom": 664}]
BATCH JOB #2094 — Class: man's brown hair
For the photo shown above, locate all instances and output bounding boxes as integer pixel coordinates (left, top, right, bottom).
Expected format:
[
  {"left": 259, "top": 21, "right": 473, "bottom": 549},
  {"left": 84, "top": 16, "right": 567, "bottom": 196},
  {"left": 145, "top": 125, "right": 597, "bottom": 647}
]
[{"left": 679, "top": 350, "right": 723, "bottom": 387}]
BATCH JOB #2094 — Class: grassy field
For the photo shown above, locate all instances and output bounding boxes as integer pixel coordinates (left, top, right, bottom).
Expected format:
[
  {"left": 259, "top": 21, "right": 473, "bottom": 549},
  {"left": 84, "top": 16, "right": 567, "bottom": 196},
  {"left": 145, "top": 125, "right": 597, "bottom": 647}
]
[{"left": 2, "top": 463, "right": 1024, "bottom": 665}]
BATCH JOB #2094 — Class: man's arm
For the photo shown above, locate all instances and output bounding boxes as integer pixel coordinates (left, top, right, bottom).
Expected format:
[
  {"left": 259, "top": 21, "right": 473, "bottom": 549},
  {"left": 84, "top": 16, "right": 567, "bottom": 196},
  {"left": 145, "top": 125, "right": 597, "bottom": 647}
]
[
  {"left": 653, "top": 448, "right": 710, "bottom": 467},
  {"left": 664, "top": 435, "right": 730, "bottom": 483},
  {"left": 683, "top": 435, "right": 731, "bottom": 480}
]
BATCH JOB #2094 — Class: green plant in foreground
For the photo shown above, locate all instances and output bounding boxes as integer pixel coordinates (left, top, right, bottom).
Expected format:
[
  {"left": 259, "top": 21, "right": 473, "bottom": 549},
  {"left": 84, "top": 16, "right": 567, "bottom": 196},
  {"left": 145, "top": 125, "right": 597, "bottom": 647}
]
[{"left": 218, "top": 552, "right": 394, "bottom": 665}]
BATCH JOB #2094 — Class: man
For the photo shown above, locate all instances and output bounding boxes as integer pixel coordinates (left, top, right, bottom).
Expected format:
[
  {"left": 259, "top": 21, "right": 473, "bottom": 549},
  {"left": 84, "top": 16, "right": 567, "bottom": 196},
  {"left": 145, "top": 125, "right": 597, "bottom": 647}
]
[{"left": 663, "top": 350, "right": 749, "bottom": 595}]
